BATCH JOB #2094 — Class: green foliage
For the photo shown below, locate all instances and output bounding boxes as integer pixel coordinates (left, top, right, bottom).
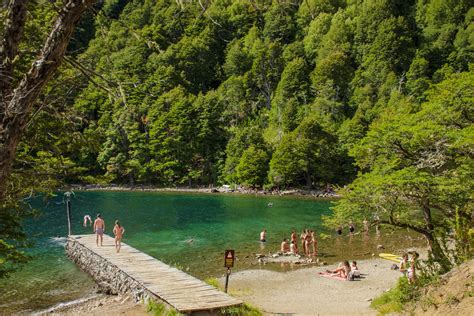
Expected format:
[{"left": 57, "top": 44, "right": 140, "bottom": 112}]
[
  {"left": 327, "top": 70, "right": 474, "bottom": 270},
  {"left": 204, "top": 277, "right": 220, "bottom": 289},
  {"left": 236, "top": 146, "right": 269, "bottom": 188},
  {"left": 146, "top": 300, "right": 182, "bottom": 316},
  {"left": 26, "top": 0, "right": 469, "bottom": 193},
  {"left": 219, "top": 303, "right": 262, "bottom": 316},
  {"left": 371, "top": 273, "right": 440, "bottom": 314}
]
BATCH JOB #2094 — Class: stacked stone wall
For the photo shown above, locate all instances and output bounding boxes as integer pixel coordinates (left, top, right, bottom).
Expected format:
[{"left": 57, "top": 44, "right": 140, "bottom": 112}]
[{"left": 65, "top": 238, "right": 161, "bottom": 304}]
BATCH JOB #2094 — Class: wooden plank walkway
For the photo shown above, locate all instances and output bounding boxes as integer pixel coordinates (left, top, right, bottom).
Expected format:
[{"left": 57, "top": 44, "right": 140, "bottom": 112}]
[{"left": 69, "top": 234, "right": 242, "bottom": 313}]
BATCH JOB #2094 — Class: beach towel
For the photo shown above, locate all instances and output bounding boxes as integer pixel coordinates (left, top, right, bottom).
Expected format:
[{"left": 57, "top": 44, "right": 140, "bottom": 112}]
[{"left": 317, "top": 271, "right": 347, "bottom": 281}]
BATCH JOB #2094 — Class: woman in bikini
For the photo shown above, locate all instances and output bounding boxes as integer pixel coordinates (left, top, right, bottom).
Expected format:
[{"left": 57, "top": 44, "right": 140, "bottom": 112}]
[
  {"left": 113, "top": 220, "right": 125, "bottom": 253},
  {"left": 300, "top": 230, "right": 307, "bottom": 255},
  {"left": 329, "top": 260, "right": 351, "bottom": 278}
]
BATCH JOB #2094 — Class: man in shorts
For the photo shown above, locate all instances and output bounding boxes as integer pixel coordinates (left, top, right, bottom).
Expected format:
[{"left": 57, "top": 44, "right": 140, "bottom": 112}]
[{"left": 93, "top": 213, "right": 105, "bottom": 246}]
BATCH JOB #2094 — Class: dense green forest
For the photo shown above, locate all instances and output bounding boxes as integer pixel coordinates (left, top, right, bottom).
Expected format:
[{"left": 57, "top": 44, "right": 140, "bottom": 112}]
[{"left": 14, "top": 0, "right": 472, "bottom": 190}]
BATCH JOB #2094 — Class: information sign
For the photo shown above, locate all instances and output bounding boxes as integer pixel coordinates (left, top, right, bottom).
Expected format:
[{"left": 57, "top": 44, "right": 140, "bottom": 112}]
[{"left": 224, "top": 249, "right": 235, "bottom": 268}]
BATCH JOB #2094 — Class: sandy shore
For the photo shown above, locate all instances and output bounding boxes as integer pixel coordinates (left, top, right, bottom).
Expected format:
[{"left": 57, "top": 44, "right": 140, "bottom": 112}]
[
  {"left": 220, "top": 258, "right": 402, "bottom": 315},
  {"left": 39, "top": 294, "right": 147, "bottom": 315},
  {"left": 51, "top": 258, "right": 402, "bottom": 315}
]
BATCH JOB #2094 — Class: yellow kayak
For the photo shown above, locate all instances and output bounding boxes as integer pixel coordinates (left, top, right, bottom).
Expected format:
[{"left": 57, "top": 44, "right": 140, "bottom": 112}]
[{"left": 379, "top": 253, "right": 403, "bottom": 263}]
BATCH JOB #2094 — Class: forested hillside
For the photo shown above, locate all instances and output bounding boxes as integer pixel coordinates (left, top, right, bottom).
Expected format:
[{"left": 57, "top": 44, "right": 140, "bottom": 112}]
[{"left": 18, "top": 0, "right": 474, "bottom": 189}]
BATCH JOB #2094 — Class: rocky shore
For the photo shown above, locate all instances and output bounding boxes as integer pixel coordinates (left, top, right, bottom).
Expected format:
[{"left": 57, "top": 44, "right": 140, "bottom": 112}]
[{"left": 68, "top": 184, "right": 340, "bottom": 198}]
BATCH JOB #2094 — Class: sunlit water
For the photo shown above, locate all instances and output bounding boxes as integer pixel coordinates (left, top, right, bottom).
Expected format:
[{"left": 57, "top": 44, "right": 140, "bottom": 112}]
[{"left": 0, "top": 191, "right": 418, "bottom": 313}]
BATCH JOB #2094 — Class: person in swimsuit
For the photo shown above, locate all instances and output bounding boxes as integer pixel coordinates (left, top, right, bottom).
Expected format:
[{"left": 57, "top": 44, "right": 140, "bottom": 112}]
[
  {"left": 305, "top": 230, "right": 313, "bottom": 256},
  {"left": 408, "top": 252, "right": 419, "bottom": 284},
  {"left": 399, "top": 253, "right": 409, "bottom": 276},
  {"left": 83, "top": 214, "right": 92, "bottom": 227},
  {"left": 280, "top": 238, "right": 290, "bottom": 254},
  {"left": 290, "top": 240, "right": 298, "bottom": 254},
  {"left": 348, "top": 221, "right": 355, "bottom": 235},
  {"left": 260, "top": 229, "right": 266, "bottom": 242},
  {"left": 300, "top": 230, "right": 307, "bottom": 254},
  {"left": 290, "top": 231, "right": 297, "bottom": 244},
  {"left": 329, "top": 260, "right": 351, "bottom": 278},
  {"left": 363, "top": 218, "right": 369, "bottom": 234},
  {"left": 93, "top": 213, "right": 105, "bottom": 246},
  {"left": 351, "top": 261, "right": 360, "bottom": 277},
  {"left": 113, "top": 220, "right": 125, "bottom": 253}
]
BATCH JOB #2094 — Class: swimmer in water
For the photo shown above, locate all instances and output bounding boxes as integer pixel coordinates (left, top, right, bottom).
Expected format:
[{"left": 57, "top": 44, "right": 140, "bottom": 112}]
[
  {"left": 83, "top": 215, "right": 92, "bottom": 227},
  {"left": 186, "top": 237, "right": 194, "bottom": 244}
]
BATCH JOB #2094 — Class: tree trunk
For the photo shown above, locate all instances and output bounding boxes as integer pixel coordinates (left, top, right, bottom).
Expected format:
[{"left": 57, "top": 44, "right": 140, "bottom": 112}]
[
  {"left": 422, "top": 203, "right": 451, "bottom": 272},
  {"left": 0, "top": 0, "right": 96, "bottom": 200}
]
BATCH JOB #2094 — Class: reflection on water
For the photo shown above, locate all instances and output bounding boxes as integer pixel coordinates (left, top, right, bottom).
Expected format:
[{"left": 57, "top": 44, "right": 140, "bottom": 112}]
[{"left": 0, "top": 191, "right": 419, "bottom": 314}]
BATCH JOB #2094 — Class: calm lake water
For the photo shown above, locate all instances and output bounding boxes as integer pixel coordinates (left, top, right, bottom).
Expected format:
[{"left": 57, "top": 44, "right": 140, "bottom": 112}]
[{"left": 0, "top": 191, "right": 416, "bottom": 313}]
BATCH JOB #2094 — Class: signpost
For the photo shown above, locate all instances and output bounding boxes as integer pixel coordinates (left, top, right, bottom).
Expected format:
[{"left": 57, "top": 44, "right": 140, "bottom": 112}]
[
  {"left": 224, "top": 250, "right": 235, "bottom": 293},
  {"left": 64, "top": 191, "right": 73, "bottom": 236}
]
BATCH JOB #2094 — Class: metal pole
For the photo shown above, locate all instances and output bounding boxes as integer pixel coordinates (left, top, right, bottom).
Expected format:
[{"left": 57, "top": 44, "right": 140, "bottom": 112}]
[
  {"left": 224, "top": 267, "right": 231, "bottom": 293},
  {"left": 65, "top": 192, "right": 72, "bottom": 236}
]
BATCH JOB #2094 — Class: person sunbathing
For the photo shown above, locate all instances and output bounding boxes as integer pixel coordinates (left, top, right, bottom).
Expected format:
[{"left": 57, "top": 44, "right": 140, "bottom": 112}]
[
  {"left": 328, "top": 260, "right": 351, "bottom": 278},
  {"left": 351, "top": 261, "right": 360, "bottom": 277}
]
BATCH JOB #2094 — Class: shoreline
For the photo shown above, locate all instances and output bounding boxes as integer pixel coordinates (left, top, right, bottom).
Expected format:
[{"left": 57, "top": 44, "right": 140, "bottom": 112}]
[
  {"left": 49, "top": 256, "right": 405, "bottom": 315},
  {"left": 66, "top": 184, "right": 340, "bottom": 199}
]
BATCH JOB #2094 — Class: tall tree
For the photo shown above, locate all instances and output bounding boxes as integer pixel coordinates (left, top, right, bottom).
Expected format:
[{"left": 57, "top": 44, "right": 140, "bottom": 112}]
[{"left": 0, "top": 0, "right": 96, "bottom": 277}]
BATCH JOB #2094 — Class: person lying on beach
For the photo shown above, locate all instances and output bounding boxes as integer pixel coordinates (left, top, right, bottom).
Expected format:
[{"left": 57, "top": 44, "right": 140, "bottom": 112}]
[
  {"left": 281, "top": 238, "right": 290, "bottom": 253},
  {"left": 328, "top": 260, "right": 351, "bottom": 278}
]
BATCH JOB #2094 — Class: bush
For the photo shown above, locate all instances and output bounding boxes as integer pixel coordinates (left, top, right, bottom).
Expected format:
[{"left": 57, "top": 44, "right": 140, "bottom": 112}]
[{"left": 371, "top": 274, "right": 439, "bottom": 314}]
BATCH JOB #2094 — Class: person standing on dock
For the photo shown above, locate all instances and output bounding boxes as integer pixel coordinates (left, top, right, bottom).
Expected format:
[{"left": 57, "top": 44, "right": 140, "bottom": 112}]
[
  {"left": 113, "top": 220, "right": 125, "bottom": 253},
  {"left": 93, "top": 214, "right": 105, "bottom": 246}
]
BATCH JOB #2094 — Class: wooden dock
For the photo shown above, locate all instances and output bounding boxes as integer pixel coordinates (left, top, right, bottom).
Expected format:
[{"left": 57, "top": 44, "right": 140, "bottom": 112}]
[{"left": 68, "top": 234, "right": 242, "bottom": 313}]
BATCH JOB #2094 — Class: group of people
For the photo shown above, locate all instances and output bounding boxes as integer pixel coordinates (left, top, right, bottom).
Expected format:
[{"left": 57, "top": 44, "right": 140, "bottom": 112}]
[
  {"left": 328, "top": 260, "right": 360, "bottom": 280},
  {"left": 335, "top": 217, "right": 381, "bottom": 236},
  {"left": 399, "top": 252, "right": 419, "bottom": 284},
  {"left": 83, "top": 213, "right": 125, "bottom": 253},
  {"left": 260, "top": 229, "right": 318, "bottom": 256},
  {"left": 335, "top": 221, "right": 356, "bottom": 236}
]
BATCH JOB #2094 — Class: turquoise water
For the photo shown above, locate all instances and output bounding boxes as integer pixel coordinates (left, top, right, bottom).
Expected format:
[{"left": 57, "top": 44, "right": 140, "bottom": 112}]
[{"left": 0, "top": 191, "right": 413, "bottom": 313}]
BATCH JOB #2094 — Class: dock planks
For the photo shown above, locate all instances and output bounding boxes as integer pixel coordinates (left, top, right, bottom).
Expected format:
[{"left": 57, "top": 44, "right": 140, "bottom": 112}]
[{"left": 69, "top": 234, "right": 241, "bottom": 313}]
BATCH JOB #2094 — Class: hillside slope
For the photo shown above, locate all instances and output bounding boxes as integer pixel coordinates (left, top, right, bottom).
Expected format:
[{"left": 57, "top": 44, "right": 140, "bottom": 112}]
[{"left": 407, "top": 260, "right": 474, "bottom": 315}]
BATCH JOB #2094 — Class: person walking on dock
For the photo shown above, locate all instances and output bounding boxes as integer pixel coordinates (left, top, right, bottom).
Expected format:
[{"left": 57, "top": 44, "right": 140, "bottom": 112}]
[
  {"left": 113, "top": 220, "right": 125, "bottom": 253},
  {"left": 93, "top": 214, "right": 105, "bottom": 246}
]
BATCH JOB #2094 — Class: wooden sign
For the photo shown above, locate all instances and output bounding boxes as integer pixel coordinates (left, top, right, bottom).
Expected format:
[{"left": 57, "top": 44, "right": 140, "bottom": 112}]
[{"left": 224, "top": 249, "right": 235, "bottom": 268}]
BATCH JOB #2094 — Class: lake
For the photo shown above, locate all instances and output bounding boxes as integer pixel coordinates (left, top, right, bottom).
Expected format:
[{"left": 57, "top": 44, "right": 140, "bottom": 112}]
[{"left": 0, "top": 191, "right": 416, "bottom": 313}]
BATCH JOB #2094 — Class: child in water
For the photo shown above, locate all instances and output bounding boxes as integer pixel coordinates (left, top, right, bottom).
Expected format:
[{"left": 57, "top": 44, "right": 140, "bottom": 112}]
[{"left": 113, "top": 220, "right": 125, "bottom": 253}]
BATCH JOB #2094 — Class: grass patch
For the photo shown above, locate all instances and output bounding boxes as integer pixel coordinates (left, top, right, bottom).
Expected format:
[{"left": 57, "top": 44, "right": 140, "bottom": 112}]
[
  {"left": 219, "top": 303, "right": 262, "bottom": 316},
  {"left": 147, "top": 300, "right": 182, "bottom": 316},
  {"left": 371, "top": 273, "right": 440, "bottom": 314},
  {"left": 205, "top": 277, "right": 220, "bottom": 289}
]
